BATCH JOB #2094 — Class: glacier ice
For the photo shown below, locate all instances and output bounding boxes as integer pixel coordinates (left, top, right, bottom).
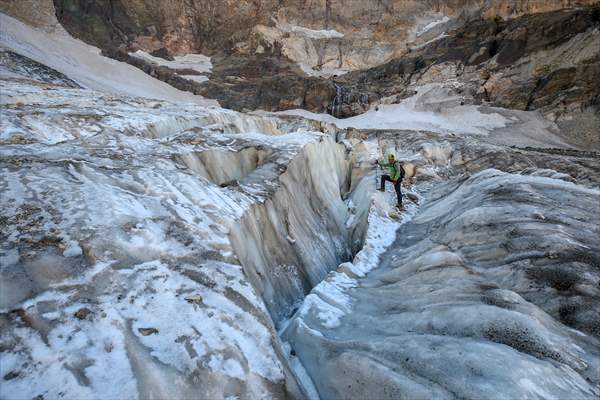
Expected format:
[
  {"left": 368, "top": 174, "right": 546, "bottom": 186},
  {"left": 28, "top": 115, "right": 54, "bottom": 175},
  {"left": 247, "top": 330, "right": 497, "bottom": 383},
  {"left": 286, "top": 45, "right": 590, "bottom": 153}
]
[
  {"left": 284, "top": 166, "right": 600, "bottom": 399},
  {"left": 2, "top": 16, "right": 600, "bottom": 400},
  {"left": 0, "top": 54, "right": 361, "bottom": 398}
]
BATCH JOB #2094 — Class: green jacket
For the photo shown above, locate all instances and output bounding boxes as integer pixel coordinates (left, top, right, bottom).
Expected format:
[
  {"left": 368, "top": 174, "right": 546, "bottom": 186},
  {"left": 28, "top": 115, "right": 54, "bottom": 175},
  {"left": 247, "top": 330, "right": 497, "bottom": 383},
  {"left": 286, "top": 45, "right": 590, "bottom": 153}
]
[{"left": 380, "top": 160, "right": 404, "bottom": 181}]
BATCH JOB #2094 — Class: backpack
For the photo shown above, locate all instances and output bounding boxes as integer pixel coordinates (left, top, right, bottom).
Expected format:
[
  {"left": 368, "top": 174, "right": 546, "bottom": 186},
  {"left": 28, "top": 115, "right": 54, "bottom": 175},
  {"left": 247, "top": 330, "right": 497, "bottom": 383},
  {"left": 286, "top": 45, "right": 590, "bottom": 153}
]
[{"left": 395, "top": 161, "right": 405, "bottom": 180}]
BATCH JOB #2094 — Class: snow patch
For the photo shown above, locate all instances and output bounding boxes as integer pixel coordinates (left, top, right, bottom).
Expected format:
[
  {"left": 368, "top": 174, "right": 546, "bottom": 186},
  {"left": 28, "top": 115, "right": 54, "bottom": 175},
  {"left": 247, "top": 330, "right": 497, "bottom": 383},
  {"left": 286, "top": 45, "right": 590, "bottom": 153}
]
[
  {"left": 0, "top": 13, "right": 215, "bottom": 105},
  {"left": 411, "top": 33, "right": 449, "bottom": 50},
  {"left": 129, "top": 51, "right": 212, "bottom": 75},
  {"left": 179, "top": 74, "right": 209, "bottom": 84},
  {"left": 276, "top": 85, "right": 508, "bottom": 136},
  {"left": 416, "top": 16, "right": 451, "bottom": 37},
  {"left": 275, "top": 21, "right": 344, "bottom": 40},
  {"left": 129, "top": 50, "right": 212, "bottom": 84}
]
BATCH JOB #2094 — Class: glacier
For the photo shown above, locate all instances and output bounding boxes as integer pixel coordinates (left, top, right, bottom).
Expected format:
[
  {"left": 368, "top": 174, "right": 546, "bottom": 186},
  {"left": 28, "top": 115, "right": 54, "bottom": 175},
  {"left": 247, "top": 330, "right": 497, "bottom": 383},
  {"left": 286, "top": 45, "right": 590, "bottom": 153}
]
[{"left": 1, "top": 7, "right": 600, "bottom": 400}]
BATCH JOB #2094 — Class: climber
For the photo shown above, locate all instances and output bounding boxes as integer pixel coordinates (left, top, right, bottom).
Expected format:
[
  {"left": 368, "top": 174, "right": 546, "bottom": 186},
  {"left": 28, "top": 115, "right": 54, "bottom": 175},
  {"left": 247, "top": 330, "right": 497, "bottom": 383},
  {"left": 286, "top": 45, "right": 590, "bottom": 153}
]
[{"left": 375, "top": 153, "right": 405, "bottom": 209}]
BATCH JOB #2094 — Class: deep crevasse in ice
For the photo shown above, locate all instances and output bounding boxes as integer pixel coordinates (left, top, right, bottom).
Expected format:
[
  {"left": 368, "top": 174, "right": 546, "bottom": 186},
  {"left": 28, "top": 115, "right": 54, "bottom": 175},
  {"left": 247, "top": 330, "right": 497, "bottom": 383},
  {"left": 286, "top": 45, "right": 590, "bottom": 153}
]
[{"left": 0, "top": 64, "right": 360, "bottom": 398}]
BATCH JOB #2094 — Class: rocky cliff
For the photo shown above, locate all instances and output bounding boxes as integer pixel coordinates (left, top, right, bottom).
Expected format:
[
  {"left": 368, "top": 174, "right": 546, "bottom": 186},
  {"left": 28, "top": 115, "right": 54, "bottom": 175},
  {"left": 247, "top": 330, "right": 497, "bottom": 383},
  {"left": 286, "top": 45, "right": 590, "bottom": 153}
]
[
  {"left": 50, "top": 0, "right": 597, "bottom": 68},
  {"left": 41, "top": 0, "right": 599, "bottom": 125},
  {"left": 337, "top": 7, "right": 600, "bottom": 149}
]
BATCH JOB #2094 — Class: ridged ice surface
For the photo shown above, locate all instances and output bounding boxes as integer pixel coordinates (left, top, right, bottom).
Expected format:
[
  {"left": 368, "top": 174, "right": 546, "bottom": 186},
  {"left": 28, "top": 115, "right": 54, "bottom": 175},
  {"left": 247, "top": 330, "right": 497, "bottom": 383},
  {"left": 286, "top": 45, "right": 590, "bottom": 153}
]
[{"left": 285, "top": 168, "right": 600, "bottom": 399}]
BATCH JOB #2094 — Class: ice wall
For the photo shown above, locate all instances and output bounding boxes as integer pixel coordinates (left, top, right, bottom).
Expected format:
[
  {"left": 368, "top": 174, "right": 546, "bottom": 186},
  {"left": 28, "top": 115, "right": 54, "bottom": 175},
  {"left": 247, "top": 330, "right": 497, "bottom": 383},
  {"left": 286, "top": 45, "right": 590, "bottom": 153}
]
[{"left": 230, "top": 138, "right": 353, "bottom": 322}]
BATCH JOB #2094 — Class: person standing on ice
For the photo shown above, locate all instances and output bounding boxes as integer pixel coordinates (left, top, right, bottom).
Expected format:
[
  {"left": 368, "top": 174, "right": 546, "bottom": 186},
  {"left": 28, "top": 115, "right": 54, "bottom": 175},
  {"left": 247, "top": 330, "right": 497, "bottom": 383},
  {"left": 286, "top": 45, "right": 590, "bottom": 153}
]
[{"left": 375, "top": 153, "right": 405, "bottom": 209}]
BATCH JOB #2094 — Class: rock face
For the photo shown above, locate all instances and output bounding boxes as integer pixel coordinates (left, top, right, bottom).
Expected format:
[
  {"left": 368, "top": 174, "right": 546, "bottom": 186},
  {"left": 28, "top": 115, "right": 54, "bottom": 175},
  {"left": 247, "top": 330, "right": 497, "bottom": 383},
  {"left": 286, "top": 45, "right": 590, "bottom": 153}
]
[
  {"left": 332, "top": 6, "right": 600, "bottom": 148},
  {"left": 115, "top": 50, "right": 338, "bottom": 113},
  {"left": 50, "top": 0, "right": 597, "bottom": 67},
  {"left": 335, "top": 6, "right": 600, "bottom": 110},
  {"left": 44, "top": 0, "right": 600, "bottom": 119}
]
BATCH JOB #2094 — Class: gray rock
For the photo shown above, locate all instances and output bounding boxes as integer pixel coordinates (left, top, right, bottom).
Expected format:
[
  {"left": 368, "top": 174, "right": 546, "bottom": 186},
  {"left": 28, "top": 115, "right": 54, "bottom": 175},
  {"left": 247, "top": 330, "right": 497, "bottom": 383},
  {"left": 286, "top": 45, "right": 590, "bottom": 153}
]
[
  {"left": 137, "top": 327, "right": 159, "bottom": 336},
  {"left": 73, "top": 307, "right": 92, "bottom": 320}
]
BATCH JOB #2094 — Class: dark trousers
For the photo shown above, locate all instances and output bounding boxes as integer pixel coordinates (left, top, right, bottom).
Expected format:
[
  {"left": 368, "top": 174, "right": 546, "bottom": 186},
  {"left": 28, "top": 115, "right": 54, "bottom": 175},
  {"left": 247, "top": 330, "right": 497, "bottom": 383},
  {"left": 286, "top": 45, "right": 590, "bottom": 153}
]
[{"left": 381, "top": 175, "right": 402, "bottom": 205}]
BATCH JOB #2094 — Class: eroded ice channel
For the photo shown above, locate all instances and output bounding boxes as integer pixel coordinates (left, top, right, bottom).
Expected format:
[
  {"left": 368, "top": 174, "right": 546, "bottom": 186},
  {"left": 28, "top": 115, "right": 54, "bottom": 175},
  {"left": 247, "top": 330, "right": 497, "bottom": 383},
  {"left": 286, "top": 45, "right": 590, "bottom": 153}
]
[{"left": 0, "top": 56, "right": 383, "bottom": 399}]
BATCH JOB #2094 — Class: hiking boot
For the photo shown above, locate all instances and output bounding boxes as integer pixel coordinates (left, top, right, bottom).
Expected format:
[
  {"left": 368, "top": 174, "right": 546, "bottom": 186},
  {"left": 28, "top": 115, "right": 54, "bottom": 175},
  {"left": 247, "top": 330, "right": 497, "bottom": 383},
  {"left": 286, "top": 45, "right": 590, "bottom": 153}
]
[
  {"left": 397, "top": 203, "right": 405, "bottom": 210},
  {"left": 377, "top": 188, "right": 385, "bottom": 192}
]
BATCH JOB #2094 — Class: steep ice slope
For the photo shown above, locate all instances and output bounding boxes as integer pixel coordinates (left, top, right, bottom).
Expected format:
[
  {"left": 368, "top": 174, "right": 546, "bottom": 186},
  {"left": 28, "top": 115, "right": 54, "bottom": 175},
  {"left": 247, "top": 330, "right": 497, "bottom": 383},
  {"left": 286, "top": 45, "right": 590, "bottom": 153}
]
[
  {"left": 0, "top": 13, "right": 216, "bottom": 105},
  {"left": 284, "top": 135, "right": 600, "bottom": 399}
]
